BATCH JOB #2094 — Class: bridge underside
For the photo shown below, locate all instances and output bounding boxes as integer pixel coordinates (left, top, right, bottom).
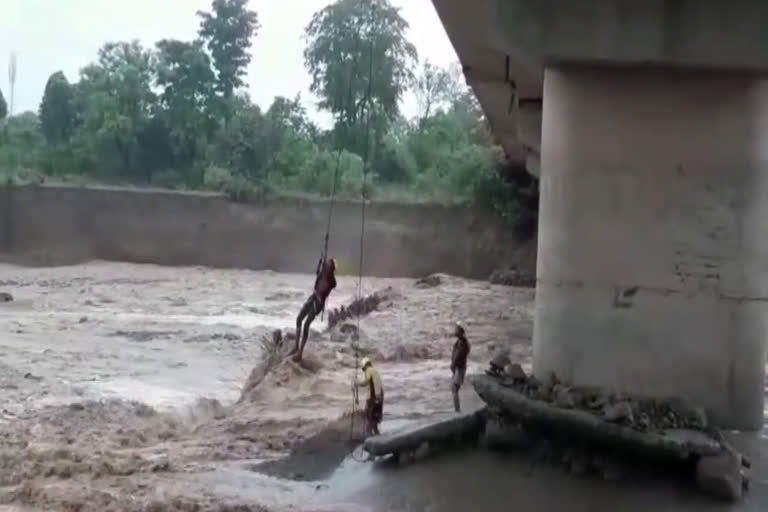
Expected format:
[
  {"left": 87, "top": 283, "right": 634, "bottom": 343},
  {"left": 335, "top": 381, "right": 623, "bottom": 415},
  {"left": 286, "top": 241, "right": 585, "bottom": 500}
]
[{"left": 433, "top": 0, "right": 768, "bottom": 429}]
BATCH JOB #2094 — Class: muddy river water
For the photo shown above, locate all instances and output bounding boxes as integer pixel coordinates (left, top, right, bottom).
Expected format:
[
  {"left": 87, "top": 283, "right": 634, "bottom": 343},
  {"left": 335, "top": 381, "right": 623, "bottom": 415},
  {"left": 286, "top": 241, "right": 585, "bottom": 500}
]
[{"left": 0, "top": 261, "right": 764, "bottom": 511}]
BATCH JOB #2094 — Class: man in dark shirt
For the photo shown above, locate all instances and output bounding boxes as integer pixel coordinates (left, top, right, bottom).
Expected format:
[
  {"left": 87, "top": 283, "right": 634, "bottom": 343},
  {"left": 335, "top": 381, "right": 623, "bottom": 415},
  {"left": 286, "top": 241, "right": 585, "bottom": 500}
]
[
  {"left": 290, "top": 258, "right": 337, "bottom": 363},
  {"left": 451, "top": 322, "right": 470, "bottom": 412}
]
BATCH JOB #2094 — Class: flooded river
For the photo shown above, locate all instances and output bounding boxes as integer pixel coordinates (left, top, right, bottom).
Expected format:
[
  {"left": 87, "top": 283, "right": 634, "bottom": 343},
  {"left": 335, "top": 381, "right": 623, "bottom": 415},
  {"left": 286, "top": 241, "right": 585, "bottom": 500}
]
[{"left": 0, "top": 261, "right": 764, "bottom": 511}]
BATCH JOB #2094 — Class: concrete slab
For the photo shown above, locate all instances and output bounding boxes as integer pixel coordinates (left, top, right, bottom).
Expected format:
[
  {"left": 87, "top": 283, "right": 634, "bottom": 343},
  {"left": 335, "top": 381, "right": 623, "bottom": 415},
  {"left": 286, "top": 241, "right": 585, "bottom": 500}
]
[{"left": 363, "top": 410, "right": 485, "bottom": 456}]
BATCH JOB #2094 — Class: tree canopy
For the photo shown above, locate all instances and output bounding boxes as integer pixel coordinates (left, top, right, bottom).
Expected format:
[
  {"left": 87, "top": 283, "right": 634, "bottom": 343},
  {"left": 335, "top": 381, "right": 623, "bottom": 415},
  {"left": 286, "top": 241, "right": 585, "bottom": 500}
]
[
  {"left": 0, "top": 0, "right": 536, "bottom": 231},
  {"left": 0, "top": 88, "right": 7, "bottom": 121},
  {"left": 197, "top": 0, "right": 259, "bottom": 115},
  {"left": 304, "top": 0, "right": 417, "bottom": 154},
  {"left": 39, "top": 71, "right": 76, "bottom": 145}
]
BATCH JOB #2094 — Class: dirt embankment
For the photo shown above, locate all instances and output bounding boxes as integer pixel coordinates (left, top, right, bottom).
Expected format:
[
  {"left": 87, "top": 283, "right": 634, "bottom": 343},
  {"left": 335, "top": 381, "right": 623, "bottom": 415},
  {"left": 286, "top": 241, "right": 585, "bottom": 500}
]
[{"left": 0, "top": 185, "right": 530, "bottom": 280}]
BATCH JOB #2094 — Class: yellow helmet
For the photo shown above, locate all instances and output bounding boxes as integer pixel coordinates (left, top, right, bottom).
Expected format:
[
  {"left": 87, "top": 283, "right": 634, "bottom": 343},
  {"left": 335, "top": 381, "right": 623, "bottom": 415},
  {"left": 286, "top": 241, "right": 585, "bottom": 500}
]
[{"left": 360, "top": 357, "right": 372, "bottom": 369}]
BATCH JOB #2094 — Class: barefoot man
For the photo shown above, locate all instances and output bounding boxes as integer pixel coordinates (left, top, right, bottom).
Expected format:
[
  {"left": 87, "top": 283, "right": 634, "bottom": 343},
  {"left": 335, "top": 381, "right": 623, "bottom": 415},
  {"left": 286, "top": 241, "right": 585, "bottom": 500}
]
[{"left": 290, "top": 258, "right": 337, "bottom": 362}]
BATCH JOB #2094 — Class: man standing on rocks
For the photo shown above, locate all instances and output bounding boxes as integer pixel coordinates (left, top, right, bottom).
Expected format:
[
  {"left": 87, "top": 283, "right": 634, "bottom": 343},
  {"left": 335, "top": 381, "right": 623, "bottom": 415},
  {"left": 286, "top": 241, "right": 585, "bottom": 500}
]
[
  {"left": 290, "top": 258, "right": 337, "bottom": 362},
  {"left": 451, "top": 322, "right": 470, "bottom": 412}
]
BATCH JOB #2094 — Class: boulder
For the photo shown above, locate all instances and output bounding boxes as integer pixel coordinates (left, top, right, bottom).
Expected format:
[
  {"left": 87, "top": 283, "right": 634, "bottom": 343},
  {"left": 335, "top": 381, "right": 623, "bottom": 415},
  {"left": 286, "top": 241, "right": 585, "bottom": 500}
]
[
  {"left": 553, "top": 385, "right": 577, "bottom": 409},
  {"left": 330, "top": 323, "right": 361, "bottom": 343},
  {"left": 415, "top": 274, "right": 442, "bottom": 288},
  {"left": 603, "top": 402, "right": 634, "bottom": 424},
  {"left": 695, "top": 447, "right": 747, "bottom": 502},
  {"left": 489, "top": 267, "right": 536, "bottom": 288},
  {"left": 505, "top": 363, "right": 527, "bottom": 382}
]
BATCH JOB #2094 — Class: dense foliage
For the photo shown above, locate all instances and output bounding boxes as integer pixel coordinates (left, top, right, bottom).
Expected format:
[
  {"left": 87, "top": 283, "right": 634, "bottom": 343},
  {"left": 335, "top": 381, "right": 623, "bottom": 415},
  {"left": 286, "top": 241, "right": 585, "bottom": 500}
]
[{"left": 0, "top": 0, "right": 536, "bottom": 229}]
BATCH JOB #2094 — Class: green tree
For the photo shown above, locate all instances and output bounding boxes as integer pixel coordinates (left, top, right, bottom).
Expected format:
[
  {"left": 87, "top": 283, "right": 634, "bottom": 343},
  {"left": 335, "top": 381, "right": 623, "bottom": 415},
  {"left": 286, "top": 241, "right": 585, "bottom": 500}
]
[
  {"left": 304, "top": 0, "right": 417, "bottom": 154},
  {"left": 0, "top": 88, "right": 7, "bottom": 121},
  {"left": 197, "top": 0, "right": 259, "bottom": 116},
  {"left": 0, "top": 112, "right": 45, "bottom": 175},
  {"left": 414, "top": 59, "right": 451, "bottom": 125},
  {"left": 39, "top": 71, "right": 76, "bottom": 145},
  {"left": 261, "top": 95, "right": 316, "bottom": 183},
  {"left": 211, "top": 97, "right": 268, "bottom": 183},
  {"left": 155, "top": 39, "right": 217, "bottom": 174},
  {"left": 75, "top": 41, "right": 157, "bottom": 178}
]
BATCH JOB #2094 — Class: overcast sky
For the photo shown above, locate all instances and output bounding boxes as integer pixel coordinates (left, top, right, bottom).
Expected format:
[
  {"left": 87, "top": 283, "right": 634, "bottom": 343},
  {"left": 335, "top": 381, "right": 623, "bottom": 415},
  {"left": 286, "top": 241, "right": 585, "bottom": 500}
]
[{"left": 0, "top": 0, "right": 458, "bottom": 124}]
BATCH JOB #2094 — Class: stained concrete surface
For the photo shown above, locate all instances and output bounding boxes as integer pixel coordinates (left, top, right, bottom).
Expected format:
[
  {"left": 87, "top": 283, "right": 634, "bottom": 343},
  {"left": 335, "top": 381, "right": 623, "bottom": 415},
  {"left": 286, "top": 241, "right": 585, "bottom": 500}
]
[{"left": 534, "top": 66, "right": 768, "bottom": 429}]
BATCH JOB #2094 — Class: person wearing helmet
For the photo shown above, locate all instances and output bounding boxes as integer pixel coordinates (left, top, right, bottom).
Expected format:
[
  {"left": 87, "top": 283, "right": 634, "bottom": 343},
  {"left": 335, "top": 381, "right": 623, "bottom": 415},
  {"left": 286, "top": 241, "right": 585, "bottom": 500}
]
[
  {"left": 451, "top": 322, "right": 470, "bottom": 413},
  {"left": 290, "top": 257, "right": 337, "bottom": 362},
  {"left": 357, "top": 357, "right": 383, "bottom": 436}
]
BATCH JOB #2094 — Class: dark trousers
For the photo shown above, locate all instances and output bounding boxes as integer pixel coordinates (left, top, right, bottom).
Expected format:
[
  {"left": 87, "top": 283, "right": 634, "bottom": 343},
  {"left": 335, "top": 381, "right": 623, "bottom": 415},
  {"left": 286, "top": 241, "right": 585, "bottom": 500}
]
[
  {"left": 294, "top": 294, "right": 321, "bottom": 357},
  {"left": 366, "top": 394, "right": 383, "bottom": 435}
]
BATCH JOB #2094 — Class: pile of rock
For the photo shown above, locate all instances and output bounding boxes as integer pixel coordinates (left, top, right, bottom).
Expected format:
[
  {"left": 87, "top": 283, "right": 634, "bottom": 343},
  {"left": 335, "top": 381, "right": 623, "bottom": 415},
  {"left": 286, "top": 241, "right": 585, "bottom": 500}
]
[
  {"left": 327, "top": 291, "right": 386, "bottom": 329},
  {"left": 488, "top": 266, "right": 535, "bottom": 288},
  {"left": 487, "top": 364, "right": 708, "bottom": 433},
  {"left": 476, "top": 356, "right": 750, "bottom": 502}
]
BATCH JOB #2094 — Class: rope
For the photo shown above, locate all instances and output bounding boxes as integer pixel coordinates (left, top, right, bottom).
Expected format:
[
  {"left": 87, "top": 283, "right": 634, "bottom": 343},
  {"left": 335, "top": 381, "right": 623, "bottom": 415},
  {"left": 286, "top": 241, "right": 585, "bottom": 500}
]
[
  {"left": 319, "top": 24, "right": 362, "bottom": 322},
  {"left": 321, "top": 66, "right": 356, "bottom": 264},
  {"left": 348, "top": 0, "right": 376, "bottom": 445}
]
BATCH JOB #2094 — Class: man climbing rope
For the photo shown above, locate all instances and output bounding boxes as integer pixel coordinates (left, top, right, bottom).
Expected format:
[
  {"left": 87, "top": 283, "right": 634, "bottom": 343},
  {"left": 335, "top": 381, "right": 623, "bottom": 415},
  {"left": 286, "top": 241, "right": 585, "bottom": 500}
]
[
  {"left": 356, "top": 357, "right": 383, "bottom": 436},
  {"left": 451, "top": 321, "right": 470, "bottom": 413},
  {"left": 290, "top": 257, "right": 337, "bottom": 362}
]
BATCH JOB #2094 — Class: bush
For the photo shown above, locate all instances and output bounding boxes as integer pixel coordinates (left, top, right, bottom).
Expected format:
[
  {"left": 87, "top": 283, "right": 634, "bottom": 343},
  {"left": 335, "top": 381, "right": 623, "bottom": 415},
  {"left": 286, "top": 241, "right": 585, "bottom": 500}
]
[
  {"left": 202, "top": 165, "right": 263, "bottom": 202},
  {"left": 285, "top": 148, "right": 375, "bottom": 199},
  {"left": 292, "top": 149, "right": 337, "bottom": 194},
  {"left": 373, "top": 134, "right": 416, "bottom": 184},
  {"left": 338, "top": 151, "right": 376, "bottom": 198},
  {"left": 203, "top": 165, "right": 234, "bottom": 191},
  {"left": 0, "top": 166, "right": 45, "bottom": 185},
  {"left": 222, "top": 175, "right": 263, "bottom": 202}
]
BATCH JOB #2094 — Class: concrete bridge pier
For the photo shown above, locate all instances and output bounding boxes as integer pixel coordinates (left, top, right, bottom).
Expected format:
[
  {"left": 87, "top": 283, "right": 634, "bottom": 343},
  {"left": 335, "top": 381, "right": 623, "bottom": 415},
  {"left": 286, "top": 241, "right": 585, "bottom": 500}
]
[
  {"left": 430, "top": 0, "right": 768, "bottom": 430},
  {"left": 533, "top": 67, "right": 768, "bottom": 429}
]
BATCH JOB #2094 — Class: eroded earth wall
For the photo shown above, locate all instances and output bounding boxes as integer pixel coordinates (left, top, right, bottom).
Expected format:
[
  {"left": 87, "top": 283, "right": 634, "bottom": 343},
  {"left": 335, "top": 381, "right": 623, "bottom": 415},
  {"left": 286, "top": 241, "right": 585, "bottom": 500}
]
[{"left": 0, "top": 185, "right": 525, "bottom": 279}]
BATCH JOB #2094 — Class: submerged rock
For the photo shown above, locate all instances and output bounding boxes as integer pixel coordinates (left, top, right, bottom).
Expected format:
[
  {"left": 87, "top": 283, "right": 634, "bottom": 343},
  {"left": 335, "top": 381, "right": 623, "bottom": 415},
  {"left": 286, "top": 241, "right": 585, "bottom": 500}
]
[
  {"left": 414, "top": 274, "right": 442, "bottom": 288},
  {"left": 330, "top": 323, "right": 361, "bottom": 343}
]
